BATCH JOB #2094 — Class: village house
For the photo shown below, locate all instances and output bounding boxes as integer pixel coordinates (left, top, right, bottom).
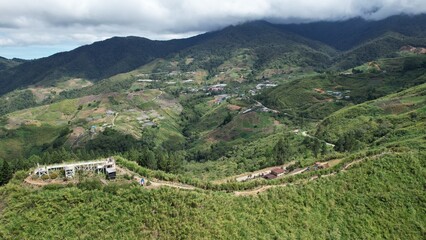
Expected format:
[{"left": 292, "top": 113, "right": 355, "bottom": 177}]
[
  {"left": 263, "top": 173, "right": 277, "bottom": 180},
  {"left": 271, "top": 168, "right": 286, "bottom": 176},
  {"left": 137, "top": 79, "right": 155, "bottom": 83},
  {"left": 106, "top": 110, "right": 115, "bottom": 116},
  {"left": 264, "top": 167, "right": 287, "bottom": 180},
  {"left": 208, "top": 84, "right": 227, "bottom": 92},
  {"left": 314, "top": 162, "right": 330, "bottom": 170},
  {"left": 255, "top": 83, "right": 278, "bottom": 90},
  {"left": 182, "top": 79, "right": 194, "bottom": 83},
  {"left": 213, "top": 94, "right": 230, "bottom": 104},
  {"left": 106, "top": 168, "right": 116, "bottom": 180}
]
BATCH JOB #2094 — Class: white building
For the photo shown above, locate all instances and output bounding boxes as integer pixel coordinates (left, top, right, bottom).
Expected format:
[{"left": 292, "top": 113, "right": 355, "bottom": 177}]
[{"left": 34, "top": 158, "right": 116, "bottom": 178}]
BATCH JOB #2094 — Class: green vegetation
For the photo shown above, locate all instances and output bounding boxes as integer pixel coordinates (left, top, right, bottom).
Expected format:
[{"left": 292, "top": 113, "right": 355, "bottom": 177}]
[
  {"left": 2, "top": 15, "right": 425, "bottom": 95},
  {"left": 0, "top": 150, "right": 424, "bottom": 239},
  {"left": 0, "top": 160, "right": 12, "bottom": 186},
  {"left": 316, "top": 82, "right": 426, "bottom": 149},
  {"left": 0, "top": 15, "right": 425, "bottom": 239},
  {"left": 0, "top": 90, "right": 37, "bottom": 115},
  {"left": 259, "top": 55, "right": 426, "bottom": 120}
]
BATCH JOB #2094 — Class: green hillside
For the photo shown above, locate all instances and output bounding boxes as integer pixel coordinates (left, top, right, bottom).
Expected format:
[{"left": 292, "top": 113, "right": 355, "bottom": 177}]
[
  {"left": 0, "top": 14, "right": 426, "bottom": 240},
  {"left": 2, "top": 15, "right": 426, "bottom": 96},
  {"left": 333, "top": 32, "right": 426, "bottom": 69},
  {"left": 316, "top": 82, "right": 426, "bottom": 149},
  {"left": 0, "top": 86, "right": 183, "bottom": 162},
  {"left": 0, "top": 138, "right": 424, "bottom": 239},
  {"left": 258, "top": 55, "right": 426, "bottom": 120},
  {"left": 0, "top": 57, "right": 24, "bottom": 71}
]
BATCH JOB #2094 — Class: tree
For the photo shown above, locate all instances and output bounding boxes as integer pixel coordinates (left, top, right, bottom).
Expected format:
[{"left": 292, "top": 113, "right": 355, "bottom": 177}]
[
  {"left": 273, "top": 136, "right": 293, "bottom": 165},
  {"left": 127, "top": 148, "right": 141, "bottom": 162},
  {"left": 0, "top": 160, "right": 13, "bottom": 186},
  {"left": 220, "top": 112, "right": 233, "bottom": 127},
  {"left": 334, "top": 131, "right": 363, "bottom": 152},
  {"left": 169, "top": 151, "right": 185, "bottom": 174},
  {"left": 321, "top": 142, "right": 328, "bottom": 156},
  {"left": 335, "top": 137, "right": 345, "bottom": 152},
  {"left": 28, "top": 155, "right": 42, "bottom": 167},
  {"left": 312, "top": 138, "right": 321, "bottom": 158},
  {"left": 157, "top": 151, "right": 170, "bottom": 172},
  {"left": 143, "top": 150, "right": 157, "bottom": 170}
]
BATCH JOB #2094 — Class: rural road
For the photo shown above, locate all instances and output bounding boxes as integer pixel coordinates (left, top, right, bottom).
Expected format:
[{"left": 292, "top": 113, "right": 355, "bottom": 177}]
[{"left": 24, "top": 152, "right": 392, "bottom": 196}]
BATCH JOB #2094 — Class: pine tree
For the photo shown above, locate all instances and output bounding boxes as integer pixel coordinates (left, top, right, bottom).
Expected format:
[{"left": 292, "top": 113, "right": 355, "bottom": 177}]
[
  {"left": 321, "top": 142, "right": 328, "bottom": 156},
  {"left": 144, "top": 150, "right": 157, "bottom": 170},
  {"left": 0, "top": 160, "right": 12, "bottom": 186},
  {"left": 273, "top": 136, "right": 293, "bottom": 165},
  {"left": 157, "top": 152, "right": 170, "bottom": 172},
  {"left": 312, "top": 138, "right": 321, "bottom": 158},
  {"left": 28, "top": 155, "right": 42, "bottom": 166},
  {"left": 128, "top": 148, "right": 140, "bottom": 162}
]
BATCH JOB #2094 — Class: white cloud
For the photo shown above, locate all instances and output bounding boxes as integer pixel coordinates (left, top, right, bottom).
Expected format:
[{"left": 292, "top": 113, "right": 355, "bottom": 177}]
[{"left": 0, "top": 0, "right": 425, "bottom": 58}]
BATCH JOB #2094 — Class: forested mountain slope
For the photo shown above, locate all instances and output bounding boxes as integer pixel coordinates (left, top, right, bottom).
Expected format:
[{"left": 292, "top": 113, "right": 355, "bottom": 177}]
[{"left": 2, "top": 15, "right": 426, "bottom": 96}]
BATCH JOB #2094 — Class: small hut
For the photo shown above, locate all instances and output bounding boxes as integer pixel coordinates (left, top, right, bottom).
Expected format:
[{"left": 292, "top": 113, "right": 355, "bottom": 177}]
[{"left": 106, "top": 168, "right": 116, "bottom": 180}]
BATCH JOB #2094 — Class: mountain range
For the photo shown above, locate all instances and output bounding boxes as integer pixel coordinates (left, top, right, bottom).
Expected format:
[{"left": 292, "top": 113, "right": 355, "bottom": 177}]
[{"left": 1, "top": 14, "right": 426, "bottom": 95}]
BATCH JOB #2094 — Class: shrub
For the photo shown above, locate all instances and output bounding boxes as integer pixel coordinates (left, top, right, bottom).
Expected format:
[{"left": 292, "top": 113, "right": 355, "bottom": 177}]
[
  {"left": 77, "top": 179, "right": 103, "bottom": 191},
  {"left": 41, "top": 174, "right": 50, "bottom": 181},
  {"left": 50, "top": 172, "right": 59, "bottom": 179}
]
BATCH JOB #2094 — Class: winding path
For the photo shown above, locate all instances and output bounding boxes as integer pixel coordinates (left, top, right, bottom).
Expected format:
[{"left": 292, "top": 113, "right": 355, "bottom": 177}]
[{"left": 24, "top": 151, "right": 393, "bottom": 196}]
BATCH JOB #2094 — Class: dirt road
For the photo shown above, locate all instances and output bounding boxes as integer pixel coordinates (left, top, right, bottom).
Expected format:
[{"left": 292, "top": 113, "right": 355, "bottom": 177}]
[
  {"left": 24, "top": 151, "right": 392, "bottom": 196},
  {"left": 116, "top": 166, "right": 198, "bottom": 190}
]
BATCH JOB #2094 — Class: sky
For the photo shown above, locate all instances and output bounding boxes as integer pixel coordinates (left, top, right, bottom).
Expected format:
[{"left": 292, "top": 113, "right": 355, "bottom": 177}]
[{"left": 0, "top": 0, "right": 425, "bottom": 59}]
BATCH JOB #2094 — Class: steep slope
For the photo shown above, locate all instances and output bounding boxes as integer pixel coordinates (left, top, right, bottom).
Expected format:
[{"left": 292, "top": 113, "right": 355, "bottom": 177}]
[
  {"left": 173, "top": 21, "right": 337, "bottom": 78},
  {"left": 0, "top": 57, "right": 24, "bottom": 71},
  {"left": 0, "top": 36, "right": 209, "bottom": 95},
  {"left": 258, "top": 55, "right": 426, "bottom": 119},
  {"left": 315, "top": 82, "right": 426, "bottom": 149},
  {"left": 333, "top": 32, "right": 426, "bottom": 69},
  {"left": 2, "top": 15, "right": 426, "bottom": 96},
  {"left": 279, "top": 14, "right": 426, "bottom": 50},
  {"left": 0, "top": 21, "right": 340, "bottom": 96}
]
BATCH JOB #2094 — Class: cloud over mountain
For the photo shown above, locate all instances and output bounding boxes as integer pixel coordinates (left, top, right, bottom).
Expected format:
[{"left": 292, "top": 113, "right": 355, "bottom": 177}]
[{"left": 0, "top": 0, "right": 425, "bottom": 59}]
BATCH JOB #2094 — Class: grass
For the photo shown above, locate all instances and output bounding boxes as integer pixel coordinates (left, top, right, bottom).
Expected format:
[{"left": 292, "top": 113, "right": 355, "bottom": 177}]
[{"left": 0, "top": 125, "right": 64, "bottom": 159}]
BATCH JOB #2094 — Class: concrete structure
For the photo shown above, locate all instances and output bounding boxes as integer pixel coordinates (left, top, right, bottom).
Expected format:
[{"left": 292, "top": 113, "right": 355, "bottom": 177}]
[
  {"left": 34, "top": 158, "right": 116, "bottom": 178},
  {"left": 64, "top": 166, "right": 75, "bottom": 178},
  {"left": 106, "top": 168, "right": 116, "bottom": 180}
]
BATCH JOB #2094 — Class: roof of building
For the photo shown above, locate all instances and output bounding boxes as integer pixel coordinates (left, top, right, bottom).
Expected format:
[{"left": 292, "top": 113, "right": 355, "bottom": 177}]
[
  {"left": 106, "top": 168, "right": 116, "bottom": 174},
  {"left": 264, "top": 173, "right": 277, "bottom": 179},
  {"left": 271, "top": 168, "right": 285, "bottom": 175}
]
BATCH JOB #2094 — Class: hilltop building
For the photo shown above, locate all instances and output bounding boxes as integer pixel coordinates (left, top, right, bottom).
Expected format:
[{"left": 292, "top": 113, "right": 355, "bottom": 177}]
[{"left": 34, "top": 158, "right": 116, "bottom": 179}]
